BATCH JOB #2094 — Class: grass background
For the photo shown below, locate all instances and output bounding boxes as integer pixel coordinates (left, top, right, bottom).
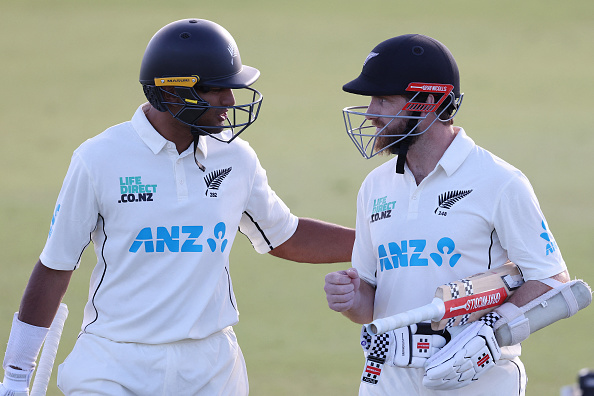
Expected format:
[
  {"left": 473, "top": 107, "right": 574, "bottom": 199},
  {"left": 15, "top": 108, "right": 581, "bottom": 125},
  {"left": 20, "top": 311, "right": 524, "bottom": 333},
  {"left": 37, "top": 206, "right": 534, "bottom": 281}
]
[{"left": 0, "top": 0, "right": 592, "bottom": 394}]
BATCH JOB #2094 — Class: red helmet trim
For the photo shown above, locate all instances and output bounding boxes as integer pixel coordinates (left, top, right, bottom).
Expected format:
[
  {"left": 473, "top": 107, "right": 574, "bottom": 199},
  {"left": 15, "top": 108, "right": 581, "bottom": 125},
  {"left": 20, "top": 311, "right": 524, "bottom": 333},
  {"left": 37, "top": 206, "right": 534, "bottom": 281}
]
[{"left": 402, "top": 83, "right": 454, "bottom": 112}]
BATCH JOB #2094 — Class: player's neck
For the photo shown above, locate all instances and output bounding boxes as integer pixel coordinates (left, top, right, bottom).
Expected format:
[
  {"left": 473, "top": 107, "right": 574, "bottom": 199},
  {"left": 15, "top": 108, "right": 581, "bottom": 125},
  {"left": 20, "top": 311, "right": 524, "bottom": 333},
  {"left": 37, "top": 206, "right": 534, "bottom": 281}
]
[
  {"left": 144, "top": 104, "right": 193, "bottom": 154},
  {"left": 406, "top": 125, "right": 458, "bottom": 185}
]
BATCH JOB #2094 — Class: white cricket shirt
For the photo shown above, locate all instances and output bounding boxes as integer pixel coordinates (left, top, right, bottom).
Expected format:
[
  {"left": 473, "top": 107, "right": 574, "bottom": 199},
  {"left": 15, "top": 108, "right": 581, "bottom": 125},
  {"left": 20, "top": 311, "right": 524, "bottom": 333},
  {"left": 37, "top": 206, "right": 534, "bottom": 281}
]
[
  {"left": 40, "top": 105, "right": 298, "bottom": 344},
  {"left": 353, "top": 128, "right": 566, "bottom": 321}
]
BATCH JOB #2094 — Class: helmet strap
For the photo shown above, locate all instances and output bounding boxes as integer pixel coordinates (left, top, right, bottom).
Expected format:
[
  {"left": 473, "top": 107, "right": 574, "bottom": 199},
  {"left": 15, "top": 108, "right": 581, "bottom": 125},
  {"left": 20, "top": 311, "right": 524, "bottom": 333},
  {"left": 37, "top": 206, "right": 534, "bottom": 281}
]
[
  {"left": 190, "top": 127, "right": 207, "bottom": 172},
  {"left": 394, "top": 117, "right": 420, "bottom": 174},
  {"left": 395, "top": 140, "right": 409, "bottom": 174}
]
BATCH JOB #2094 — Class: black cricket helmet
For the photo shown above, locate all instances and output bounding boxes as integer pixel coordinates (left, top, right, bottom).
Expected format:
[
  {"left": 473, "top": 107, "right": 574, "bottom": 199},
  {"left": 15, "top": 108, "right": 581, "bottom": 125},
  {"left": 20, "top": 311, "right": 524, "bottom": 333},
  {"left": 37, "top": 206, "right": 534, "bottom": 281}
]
[
  {"left": 342, "top": 34, "right": 463, "bottom": 163},
  {"left": 139, "top": 19, "right": 262, "bottom": 143}
]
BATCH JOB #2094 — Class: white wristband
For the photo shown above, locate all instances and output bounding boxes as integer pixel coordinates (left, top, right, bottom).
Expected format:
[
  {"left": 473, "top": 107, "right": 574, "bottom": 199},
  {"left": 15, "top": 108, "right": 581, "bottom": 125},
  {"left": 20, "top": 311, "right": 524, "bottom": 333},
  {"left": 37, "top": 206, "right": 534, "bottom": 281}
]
[
  {"left": 3, "top": 313, "right": 49, "bottom": 371},
  {"left": 2, "top": 365, "right": 34, "bottom": 392}
]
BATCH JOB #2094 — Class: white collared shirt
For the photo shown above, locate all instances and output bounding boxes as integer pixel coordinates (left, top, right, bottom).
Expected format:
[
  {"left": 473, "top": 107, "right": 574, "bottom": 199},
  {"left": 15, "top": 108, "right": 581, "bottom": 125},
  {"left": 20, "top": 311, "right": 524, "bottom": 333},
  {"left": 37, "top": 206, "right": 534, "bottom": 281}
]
[
  {"left": 353, "top": 128, "right": 566, "bottom": 321},
  {"left": 41, "top": 105, "right": 298, "bottom": 343}
]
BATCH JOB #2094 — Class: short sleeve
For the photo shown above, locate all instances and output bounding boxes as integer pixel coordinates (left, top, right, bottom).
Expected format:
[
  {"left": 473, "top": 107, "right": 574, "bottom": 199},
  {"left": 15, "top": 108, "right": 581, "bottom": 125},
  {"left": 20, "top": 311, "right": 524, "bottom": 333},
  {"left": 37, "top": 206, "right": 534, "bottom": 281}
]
[
  {"left": 40, "top": 152, "right": 99, "bottom": 270},
  {"left": 493, "top": 173, "right": 566, "bottom": 280},
  {"left": 352, "top": 184, "right": 378, "bottom": 286},
  {"left": 239, "top": 158, "right": 298, "bottom": 254}
]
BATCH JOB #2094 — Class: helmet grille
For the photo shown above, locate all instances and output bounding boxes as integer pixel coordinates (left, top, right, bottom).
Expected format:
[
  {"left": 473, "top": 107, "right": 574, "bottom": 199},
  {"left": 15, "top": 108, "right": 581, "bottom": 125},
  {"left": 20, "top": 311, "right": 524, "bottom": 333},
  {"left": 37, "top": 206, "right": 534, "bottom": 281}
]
[{"left": 180, "top": 32, "right": 191, "bottom": 39}]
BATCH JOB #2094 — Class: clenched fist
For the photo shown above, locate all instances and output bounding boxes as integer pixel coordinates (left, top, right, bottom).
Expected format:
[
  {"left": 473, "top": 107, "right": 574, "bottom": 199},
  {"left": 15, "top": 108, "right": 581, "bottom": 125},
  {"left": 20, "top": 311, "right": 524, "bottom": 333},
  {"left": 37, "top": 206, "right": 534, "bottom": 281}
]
[{"left": 324, "top": 268, "right": 361, "bottom": 312}]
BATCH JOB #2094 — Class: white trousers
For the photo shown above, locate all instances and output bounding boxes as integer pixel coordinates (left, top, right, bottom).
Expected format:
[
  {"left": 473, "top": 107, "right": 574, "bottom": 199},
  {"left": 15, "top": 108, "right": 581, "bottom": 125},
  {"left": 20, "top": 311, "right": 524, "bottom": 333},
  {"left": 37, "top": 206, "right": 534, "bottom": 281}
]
[
  {"left": 359, "top": 357, "right": 527, "bottom": 396},
  {"left": 57, "top": 327, "right": 248, "bottom": 396}
]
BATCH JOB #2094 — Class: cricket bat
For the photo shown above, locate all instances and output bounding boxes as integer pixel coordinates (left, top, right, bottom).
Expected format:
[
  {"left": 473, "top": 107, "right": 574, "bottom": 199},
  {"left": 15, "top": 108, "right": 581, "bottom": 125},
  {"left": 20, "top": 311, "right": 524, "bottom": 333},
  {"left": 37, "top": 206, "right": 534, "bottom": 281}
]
[
  {"left": 30, "top": 303, "right": 69, "bottom": 396},
  {"left": 366, "top": 261, "right": 524, "bottom": 336}
]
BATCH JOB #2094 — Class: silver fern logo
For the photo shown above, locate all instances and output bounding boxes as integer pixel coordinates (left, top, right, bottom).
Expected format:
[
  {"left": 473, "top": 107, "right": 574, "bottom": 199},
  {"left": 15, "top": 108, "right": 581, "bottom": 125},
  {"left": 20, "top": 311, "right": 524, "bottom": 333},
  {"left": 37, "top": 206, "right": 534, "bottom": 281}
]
[
  {"left": 434, "top": 190, "right": 473, "bottom": 216},
  {"left": 227, "top": 43, "right": 237, "bottom": 65},
  {"left": 204, "top": 167, "right": 232, "bottom": 197}
]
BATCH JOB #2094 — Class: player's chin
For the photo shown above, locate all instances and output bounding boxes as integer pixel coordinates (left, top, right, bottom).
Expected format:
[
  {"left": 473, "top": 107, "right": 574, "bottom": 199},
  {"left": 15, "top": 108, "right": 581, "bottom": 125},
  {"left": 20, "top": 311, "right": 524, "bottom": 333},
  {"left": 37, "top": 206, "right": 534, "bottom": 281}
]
[
  {"left": 204, "top": 125, "right": 225, "bottom": 135},
  {"left": 374, "top": 137, "right": 399, "bottom": 155}
]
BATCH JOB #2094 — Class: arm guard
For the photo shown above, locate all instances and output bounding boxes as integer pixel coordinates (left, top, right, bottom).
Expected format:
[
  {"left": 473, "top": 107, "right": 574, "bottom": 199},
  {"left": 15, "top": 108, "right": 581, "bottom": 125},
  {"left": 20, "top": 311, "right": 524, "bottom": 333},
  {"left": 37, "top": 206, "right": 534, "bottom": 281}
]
[{"left": 494, "top": 279, "right": 591, "bottom": 346}]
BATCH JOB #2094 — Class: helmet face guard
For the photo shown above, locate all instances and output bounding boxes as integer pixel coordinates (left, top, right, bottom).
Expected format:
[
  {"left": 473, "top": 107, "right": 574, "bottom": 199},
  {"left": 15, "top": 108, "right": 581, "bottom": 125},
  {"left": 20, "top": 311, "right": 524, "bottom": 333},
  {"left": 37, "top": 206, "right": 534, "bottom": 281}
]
[
  {"left": 152, "top": 76, "right": 262, "bottom": 143},
  {"left": 343, "top": 83, "right": 462, "bottom": 159}
]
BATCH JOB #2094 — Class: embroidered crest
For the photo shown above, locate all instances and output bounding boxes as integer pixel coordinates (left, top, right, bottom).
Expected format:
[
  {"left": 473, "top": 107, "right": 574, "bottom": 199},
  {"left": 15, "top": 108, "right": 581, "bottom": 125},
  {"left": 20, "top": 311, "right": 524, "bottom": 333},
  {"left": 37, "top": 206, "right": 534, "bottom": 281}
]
[
  {"left": 434, "top": 190, "right": 473, "bottom": 215},
  {"left": 204, "top": 167, "right": 232, "bottom": 197}
]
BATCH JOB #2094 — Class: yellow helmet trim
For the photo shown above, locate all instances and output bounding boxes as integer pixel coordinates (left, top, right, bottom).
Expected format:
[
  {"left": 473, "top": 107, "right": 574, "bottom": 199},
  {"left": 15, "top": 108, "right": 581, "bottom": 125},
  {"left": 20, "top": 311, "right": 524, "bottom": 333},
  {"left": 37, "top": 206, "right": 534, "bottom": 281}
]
[{"left": 154, "top": 75, "right": 200, "bottom": 87}]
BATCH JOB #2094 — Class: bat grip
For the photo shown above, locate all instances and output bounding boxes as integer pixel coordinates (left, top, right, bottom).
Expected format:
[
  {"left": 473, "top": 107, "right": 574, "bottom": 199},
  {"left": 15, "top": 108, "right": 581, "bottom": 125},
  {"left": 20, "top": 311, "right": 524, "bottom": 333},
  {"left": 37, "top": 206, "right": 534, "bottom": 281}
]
[
  {"left": 30, "top": 303, "right": 69, "bottom": 396},
  {"left": 365, "top": 298, "right": 445, "bottom": 336}
]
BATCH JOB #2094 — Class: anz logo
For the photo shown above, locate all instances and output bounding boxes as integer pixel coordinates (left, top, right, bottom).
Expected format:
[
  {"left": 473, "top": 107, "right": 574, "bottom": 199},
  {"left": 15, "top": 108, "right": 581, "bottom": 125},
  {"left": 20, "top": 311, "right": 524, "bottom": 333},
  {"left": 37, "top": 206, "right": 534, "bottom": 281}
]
[
  {"left": 378, "top": 237, "right": 462, "bottom": 271},
  {"left": 48, "top": 204, "right": 61, "bottom": 237},
  {"left": 539, "top": 220, "right": 558, "bottom": 256},
  {"left": 129, "top": 222, "right": 228, "bottom": 253}
]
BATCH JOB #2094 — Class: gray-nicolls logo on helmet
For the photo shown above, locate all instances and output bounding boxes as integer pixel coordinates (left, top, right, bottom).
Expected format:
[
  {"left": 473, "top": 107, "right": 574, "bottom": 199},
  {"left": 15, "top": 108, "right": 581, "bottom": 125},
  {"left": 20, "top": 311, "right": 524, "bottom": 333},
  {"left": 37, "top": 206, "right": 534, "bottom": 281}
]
[
  {"left": 139, "top": 19, "right": 263, "bottom": 171},
  {"left": 342, "top": 34, "right": 463, "bottom": 174}
]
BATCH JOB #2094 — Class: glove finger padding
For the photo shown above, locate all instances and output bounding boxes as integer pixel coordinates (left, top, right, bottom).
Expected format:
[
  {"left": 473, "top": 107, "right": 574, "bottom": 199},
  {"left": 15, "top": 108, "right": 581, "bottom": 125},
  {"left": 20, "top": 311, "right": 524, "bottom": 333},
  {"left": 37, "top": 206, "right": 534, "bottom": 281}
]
[
  {"left": 423, "top": 320, "right": 501, "bottom": 390},
  {"left": 391, "top": 324, "right": 448, "bottom": 369},
  {"left": 407, "top": 332, "right": 447, "bottom": 368},
  {"left": 359, "top": 322, "right": 448, "bottom": 383}
]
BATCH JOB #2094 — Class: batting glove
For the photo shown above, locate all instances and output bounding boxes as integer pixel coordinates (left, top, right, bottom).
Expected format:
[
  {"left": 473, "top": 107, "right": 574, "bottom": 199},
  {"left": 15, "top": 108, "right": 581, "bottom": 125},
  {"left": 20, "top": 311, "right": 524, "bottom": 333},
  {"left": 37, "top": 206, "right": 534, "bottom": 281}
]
[
  {"left": 361, "top": 323, "right": 448, "bottom": 369},
  {"left": 0, "top": 366, "right": 33, "bottom": 396},
  {"left": 423, "top": 313, "right": 501, "bottom": 390}
]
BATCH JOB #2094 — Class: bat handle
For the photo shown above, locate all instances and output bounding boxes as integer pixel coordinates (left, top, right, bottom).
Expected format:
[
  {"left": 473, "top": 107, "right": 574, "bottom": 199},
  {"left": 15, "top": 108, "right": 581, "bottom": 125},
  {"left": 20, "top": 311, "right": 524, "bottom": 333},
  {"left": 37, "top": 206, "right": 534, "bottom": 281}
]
[
  {"left": 365, "top": 298, "right": 445, "bottom": 336},
  {"left": 30, "top": 303, "right": 69, "bottom": 396}
]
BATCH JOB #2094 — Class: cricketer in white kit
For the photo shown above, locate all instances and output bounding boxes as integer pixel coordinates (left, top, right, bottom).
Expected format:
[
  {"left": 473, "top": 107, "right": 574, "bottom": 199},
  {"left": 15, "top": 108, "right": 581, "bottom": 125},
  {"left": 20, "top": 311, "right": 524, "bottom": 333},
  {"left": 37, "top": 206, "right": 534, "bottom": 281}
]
[
  {"left": 1, "top": 19, "right": 355, "bottom": 396},
  {"left": 354, "top": 128, "right": 565, "bottom": 395},
  {"left": 50, "top": 106, "right": 296, "bottom": 394},
  {"left": 44, "top": 107, "right": 298, "bottom": 345},
  {"left": 324, "top": 34, "right": 569, "bottom": 396}
]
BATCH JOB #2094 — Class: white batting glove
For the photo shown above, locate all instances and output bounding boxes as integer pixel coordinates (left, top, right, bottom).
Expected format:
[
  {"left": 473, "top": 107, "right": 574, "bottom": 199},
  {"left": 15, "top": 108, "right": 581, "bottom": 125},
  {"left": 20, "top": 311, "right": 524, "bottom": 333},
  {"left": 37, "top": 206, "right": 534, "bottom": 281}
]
[
  {"left": 0, "top": 366, "right": 33, "bottom": 396},
  {"left": 361, "top": 324, "right": 448, "bottom": 369},
  {"left": 391, "top": 324, "right": 448, "bottom": 368},
  {"left": 423, "top": 314, "right": 501, "bottom": 390}
]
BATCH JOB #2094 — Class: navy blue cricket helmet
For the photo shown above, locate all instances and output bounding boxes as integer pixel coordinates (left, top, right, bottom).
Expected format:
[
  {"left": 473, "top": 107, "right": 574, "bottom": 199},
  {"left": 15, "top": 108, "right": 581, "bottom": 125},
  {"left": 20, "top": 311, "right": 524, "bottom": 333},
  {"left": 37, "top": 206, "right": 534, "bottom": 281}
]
[
  {"left": 342, "top": 34, "right": 463, "bottom": 170},
  {"left": 139, "top": 19, "right": 262, "bottom": 144}
]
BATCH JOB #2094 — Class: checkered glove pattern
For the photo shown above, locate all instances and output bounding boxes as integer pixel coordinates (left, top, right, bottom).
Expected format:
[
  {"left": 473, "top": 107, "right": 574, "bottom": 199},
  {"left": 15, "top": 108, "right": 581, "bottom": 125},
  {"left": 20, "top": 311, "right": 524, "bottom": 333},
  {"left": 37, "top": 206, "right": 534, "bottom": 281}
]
[
  {"left": 423, "top": 313, "right": 502, "bottom": 390},
  {"left": 360, "top": 324, "right": 448, "bottom": 386},
  {"left": 360, "top": 325, "right": 390, "bottom": 385}
]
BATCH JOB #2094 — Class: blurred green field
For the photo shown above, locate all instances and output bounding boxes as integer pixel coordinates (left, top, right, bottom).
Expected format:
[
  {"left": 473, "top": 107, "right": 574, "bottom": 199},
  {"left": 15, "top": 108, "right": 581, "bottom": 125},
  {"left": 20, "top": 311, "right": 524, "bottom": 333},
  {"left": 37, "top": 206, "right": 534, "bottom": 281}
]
[{"left": 0, "top": 0, "right": 592, "bottom": 395}]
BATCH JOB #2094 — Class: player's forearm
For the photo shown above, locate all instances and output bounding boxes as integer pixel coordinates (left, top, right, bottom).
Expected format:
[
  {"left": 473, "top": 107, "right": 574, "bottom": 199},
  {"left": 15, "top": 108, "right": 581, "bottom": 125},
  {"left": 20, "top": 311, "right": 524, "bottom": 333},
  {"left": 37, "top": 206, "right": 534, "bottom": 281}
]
[
  {"left": 506, "top": 270, "right": 570, "bottom": 307},
  {"left": 269, "top": 217, "right": 355, "bottom": 263},
  {"left": 342, "top": 279, "right": 375, "bottom": 324},
  {"left": 18, "top": 260, "right": 73, "bottom": 328}
]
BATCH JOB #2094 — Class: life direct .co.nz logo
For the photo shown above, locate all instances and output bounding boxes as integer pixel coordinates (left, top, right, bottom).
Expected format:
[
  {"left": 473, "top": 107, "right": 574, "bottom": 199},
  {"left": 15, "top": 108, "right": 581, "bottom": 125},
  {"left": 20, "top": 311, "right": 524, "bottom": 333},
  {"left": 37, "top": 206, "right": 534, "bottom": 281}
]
[
  {"left": 119, "top": 176, "right": 157, "bottom": 204},
  {"left": 378, "top": 237, "right": 462, "bottom": 271}
]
